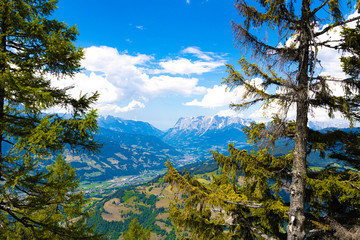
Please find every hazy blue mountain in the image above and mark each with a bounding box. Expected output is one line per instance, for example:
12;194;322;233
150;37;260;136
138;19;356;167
162;115;253;158
308;121;350;130
65;127;182;181
59;115;180;181
98;115;164;137
41;114;355;181
164;115;251;137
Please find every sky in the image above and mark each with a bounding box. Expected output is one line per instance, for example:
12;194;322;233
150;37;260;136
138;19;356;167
51;0;356;130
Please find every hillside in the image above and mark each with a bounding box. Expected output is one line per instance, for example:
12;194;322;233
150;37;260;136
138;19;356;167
98;116;164;138
86;161;219;240
64;127;182;182
85;147;350;239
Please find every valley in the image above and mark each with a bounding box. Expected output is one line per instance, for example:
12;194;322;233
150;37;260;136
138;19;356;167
66;114;349;239
79;169;166;198
65;115;253;183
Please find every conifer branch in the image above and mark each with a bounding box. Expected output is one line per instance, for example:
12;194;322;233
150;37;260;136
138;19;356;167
310;0;330;17
249;225;278;240
315;15;360;37
350;183;360;191
222;217;279;240
325;216;360;240
224;200;264;208
241;217;279;240
232;22;298;62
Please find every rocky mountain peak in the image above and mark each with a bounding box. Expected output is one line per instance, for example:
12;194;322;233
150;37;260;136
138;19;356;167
167;115;252;137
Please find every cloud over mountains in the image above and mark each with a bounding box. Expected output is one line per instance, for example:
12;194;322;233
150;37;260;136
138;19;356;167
51;46;225;114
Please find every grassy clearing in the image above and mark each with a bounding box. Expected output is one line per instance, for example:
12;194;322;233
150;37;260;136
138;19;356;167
102;198;140;222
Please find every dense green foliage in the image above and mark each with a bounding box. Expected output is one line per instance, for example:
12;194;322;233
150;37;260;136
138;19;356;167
86;160;236;239
87;187;170;240
165;0;360;239
0;0;101;239
123;218;151;240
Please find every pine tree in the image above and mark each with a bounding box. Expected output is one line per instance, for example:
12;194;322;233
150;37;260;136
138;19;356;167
123;218;151;240
0;0;101;239
165;0;360;239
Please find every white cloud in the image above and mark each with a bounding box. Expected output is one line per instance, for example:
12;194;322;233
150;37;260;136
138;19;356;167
217;109;244;118
82;46;151;75
155;58;224;75
185;85;244;107
248;99;349;126
104;100;145;113
185;78;263;108
182;46;214;61
116;100;145;113
142;75;206;96
136;26;144;30
149;47;225;75
51;45;218;115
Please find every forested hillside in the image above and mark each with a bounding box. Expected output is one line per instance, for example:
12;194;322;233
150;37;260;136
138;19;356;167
86;161;219;239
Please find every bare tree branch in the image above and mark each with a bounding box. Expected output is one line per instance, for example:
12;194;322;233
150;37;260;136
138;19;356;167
224;200;264;208
315;16;360;37
310;0;330;17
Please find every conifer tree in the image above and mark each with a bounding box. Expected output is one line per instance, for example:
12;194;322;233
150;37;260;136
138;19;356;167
166;0;360;239
123;218;151;240
0;0;101;239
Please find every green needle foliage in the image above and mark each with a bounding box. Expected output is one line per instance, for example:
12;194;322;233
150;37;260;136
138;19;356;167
166;0;360;239
0;0;101;239
123;218;151;240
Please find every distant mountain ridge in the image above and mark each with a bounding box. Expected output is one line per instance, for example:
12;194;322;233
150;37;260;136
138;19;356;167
64;127;182;181
65;114;351;181
308;121;350;130
165;115;252;138
62;116;180;181
98;115;164;137
162;115;252;158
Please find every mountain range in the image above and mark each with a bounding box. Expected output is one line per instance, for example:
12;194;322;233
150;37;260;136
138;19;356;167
64;114;349;181
162;115;252;158
63;115;253;181
83;116;352;239
98;115;163;137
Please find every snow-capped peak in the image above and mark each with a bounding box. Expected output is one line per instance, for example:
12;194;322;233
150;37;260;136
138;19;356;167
169;115;252;136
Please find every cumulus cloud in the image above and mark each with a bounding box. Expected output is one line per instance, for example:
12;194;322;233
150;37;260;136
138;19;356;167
142;75;206;96
51;46;218;115
185;85;244;107
82;46;151;75
185;78;263;108
155;58;224;75
149;47;225;75
114;100;145;113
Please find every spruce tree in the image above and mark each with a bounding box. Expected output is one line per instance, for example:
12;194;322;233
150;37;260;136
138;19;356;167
123;218;151;240
0;0;101;239
165;0;360;239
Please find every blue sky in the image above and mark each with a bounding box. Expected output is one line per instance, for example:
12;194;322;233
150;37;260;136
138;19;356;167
52;0;356;130
52;0;247;130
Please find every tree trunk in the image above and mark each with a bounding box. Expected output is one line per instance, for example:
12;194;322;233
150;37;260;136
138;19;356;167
287;0;310;239
0;2;7;182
